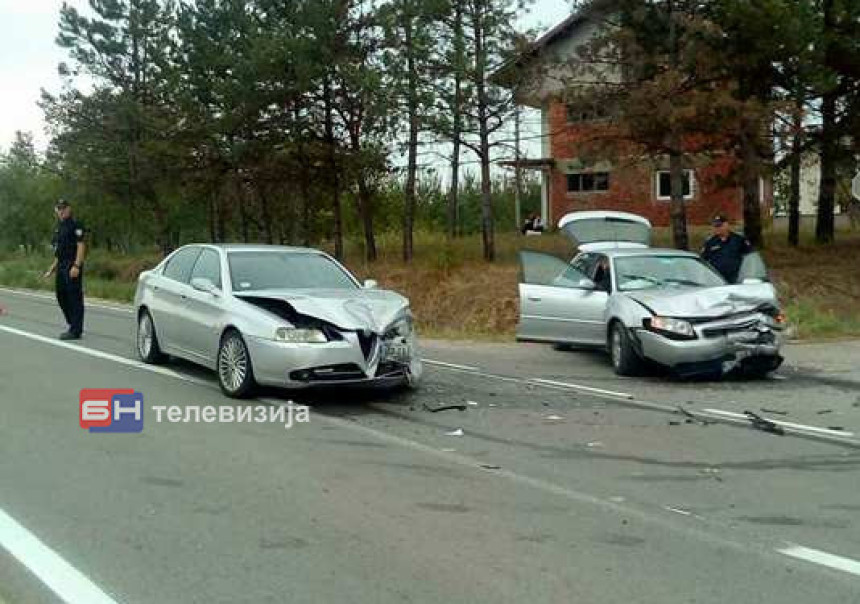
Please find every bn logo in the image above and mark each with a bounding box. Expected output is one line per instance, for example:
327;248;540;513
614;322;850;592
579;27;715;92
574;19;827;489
79;389;144;433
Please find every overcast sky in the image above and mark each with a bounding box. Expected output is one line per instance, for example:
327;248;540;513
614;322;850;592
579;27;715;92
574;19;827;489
0;0;573;154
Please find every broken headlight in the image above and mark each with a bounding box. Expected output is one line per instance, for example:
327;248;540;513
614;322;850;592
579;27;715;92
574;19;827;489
385;316;414;340
645;316;696;340
274;327;327;343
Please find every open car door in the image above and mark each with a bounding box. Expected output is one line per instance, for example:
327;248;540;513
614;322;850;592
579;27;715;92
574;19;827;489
558;211;652;252
517;251;610;345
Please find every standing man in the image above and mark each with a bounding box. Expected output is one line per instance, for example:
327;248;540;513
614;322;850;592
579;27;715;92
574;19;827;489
43;199;87;340
700;214;753;284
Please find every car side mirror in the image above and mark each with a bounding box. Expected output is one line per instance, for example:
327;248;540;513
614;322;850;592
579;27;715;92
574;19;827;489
578;278;597;290
363;279;378;289
191;277;218;295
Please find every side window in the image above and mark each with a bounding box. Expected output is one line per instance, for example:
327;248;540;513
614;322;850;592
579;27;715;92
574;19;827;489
163;247;202;284
736;252;770;284
592;255;612;292
190;249;222;289
520;251;590;289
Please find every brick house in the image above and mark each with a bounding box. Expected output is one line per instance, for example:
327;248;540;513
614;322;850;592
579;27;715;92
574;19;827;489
496;10;772;228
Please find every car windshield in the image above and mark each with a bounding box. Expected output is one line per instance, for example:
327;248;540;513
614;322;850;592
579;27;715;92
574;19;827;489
228;251;358;291
615;255;725;291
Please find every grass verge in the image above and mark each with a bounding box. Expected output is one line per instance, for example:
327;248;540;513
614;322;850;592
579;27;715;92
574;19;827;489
1;226;858;341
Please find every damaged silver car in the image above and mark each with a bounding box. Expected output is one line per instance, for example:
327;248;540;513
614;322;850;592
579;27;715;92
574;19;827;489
517;211;786;378
134;244;422;397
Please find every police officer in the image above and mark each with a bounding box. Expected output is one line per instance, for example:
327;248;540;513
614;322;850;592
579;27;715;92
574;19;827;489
43;199;87;340
700;214;752;284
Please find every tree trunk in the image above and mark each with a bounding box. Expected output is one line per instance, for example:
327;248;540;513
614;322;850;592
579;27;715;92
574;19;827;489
358;178;378;262
447;1;464;239
472;0;494;262
324;79;344;259
402;14;419;262
816;0;837;245
668;148;689;250
788;109;802;247
740;128;764;248
258;187;274;244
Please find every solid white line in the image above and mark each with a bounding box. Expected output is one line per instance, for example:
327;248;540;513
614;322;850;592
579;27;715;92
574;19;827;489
0;324;210;388
0;508;119;604
529;377;634;400
702;408;855;437
422;358;480;372
778;544;860;577
0;287;134;314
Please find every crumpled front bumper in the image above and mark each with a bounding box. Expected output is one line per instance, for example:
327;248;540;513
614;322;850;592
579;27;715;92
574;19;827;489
635;313;784;376
246;333;423;389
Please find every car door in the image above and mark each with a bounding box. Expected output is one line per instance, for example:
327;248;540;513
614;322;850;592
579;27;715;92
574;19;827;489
182;248;226;364
517;250;610;345
153;246;202;355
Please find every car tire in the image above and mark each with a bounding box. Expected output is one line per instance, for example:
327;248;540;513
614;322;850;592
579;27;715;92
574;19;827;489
609;321;641;377
217;329;257;398
137;310;166;364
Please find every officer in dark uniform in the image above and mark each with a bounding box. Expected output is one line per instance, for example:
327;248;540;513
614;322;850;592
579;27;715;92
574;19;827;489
43;199;87;340
700;214;752;284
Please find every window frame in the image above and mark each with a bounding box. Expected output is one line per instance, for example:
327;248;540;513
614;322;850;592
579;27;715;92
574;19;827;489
567;171;611;194
655;170;696;201
162;246;202;285
189;247;223;290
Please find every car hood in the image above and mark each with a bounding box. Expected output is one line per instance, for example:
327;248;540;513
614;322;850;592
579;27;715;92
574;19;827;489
235;288;410;333
623;283;778;318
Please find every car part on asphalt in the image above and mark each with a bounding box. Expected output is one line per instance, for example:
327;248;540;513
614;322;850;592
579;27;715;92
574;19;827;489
743;411;786;436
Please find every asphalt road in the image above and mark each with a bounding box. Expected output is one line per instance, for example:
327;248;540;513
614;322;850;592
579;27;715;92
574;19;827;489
1;287;860;604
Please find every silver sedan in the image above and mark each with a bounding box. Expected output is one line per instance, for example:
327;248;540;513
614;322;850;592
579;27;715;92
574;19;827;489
134;244;422;397
517;211;786;378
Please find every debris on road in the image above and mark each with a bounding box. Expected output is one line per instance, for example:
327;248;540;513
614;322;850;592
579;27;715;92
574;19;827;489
545;414;564;421
586;441;604;448
701;468;723;482
479;464;501;470
816;409;834;415
424;403;467;413
445;428;464;437
441;448;457;452
466;400;479;407
676;406;712;426
743;411;785;436
761;408;788;416
668;421;681;426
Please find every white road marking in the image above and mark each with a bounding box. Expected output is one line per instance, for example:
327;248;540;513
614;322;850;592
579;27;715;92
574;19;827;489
703;408;855;437
422;358;479;372
0;508;119;604
0;324;210;388
529;377;634;400
0;287;134;314
778;544;860;577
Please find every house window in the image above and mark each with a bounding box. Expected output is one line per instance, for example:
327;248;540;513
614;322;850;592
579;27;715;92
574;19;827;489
656;170;695;200
566;104;609;124
567;172;611;193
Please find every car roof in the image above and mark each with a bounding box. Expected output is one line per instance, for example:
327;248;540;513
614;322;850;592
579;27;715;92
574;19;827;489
594;247;702;259
189;244;324;254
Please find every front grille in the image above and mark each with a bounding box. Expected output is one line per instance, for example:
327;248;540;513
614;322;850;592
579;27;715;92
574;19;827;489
290;364;365;383
702;318;762;338
357;330;377;360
